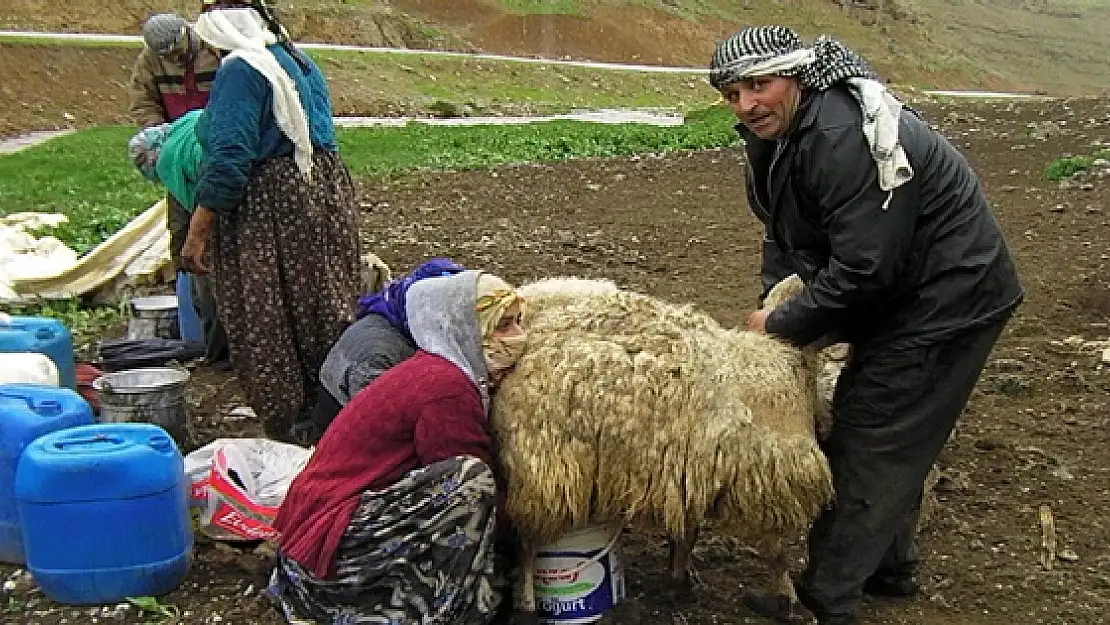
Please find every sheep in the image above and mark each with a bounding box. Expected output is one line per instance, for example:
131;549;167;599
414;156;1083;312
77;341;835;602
492;275;833;621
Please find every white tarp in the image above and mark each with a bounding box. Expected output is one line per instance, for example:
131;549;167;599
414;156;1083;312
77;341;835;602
0;201;170;303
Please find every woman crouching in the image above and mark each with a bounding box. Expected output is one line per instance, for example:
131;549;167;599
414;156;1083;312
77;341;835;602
269;270;527;624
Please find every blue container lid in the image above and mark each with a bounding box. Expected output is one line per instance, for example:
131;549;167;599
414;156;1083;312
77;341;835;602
15;423;183;504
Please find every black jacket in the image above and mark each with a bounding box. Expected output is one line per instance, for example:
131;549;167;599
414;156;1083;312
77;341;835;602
742;85;1023;348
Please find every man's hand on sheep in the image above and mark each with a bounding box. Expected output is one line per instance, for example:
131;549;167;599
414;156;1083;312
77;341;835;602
746;309;770;333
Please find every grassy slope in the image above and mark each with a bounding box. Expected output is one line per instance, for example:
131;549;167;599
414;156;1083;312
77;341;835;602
311;49;715;115
0;0;1106;94
899;0;1110;94
0;38;718;134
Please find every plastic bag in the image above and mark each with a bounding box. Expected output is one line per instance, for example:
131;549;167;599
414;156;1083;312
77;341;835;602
183;438;312;542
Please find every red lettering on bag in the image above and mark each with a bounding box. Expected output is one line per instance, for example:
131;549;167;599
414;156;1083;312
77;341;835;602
190;478;210;502
212;502;279;540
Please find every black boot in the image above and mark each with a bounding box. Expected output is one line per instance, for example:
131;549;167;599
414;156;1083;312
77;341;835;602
864;573;919;598
795;584;860;625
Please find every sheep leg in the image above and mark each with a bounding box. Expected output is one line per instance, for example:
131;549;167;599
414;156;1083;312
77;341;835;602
666;521;701;596
512;543;540;624
768;544;802;621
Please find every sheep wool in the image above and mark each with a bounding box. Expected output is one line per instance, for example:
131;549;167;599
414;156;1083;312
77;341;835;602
493;278;833;546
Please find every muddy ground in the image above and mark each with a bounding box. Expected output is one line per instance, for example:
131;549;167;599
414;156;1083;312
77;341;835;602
3;96;1110;624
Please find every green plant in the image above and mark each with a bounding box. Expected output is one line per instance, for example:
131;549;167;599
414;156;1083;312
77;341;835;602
1044;149;1110;181
427;99;470;118
1044;155;1093;181
2;597;24;614
984;373;1030;395
337;104;738;177
1;107;738;253
501;0;581;15
127;596;180;622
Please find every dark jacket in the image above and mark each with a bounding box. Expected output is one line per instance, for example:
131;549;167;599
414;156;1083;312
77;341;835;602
742;85;1023;348
317;312;417;407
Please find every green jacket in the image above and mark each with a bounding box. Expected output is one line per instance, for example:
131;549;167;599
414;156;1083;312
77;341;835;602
157;110;204;212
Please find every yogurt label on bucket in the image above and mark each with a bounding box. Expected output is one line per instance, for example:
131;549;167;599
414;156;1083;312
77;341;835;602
535;553;618;621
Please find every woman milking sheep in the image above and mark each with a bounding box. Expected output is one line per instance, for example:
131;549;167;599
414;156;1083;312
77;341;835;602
270;270;528;624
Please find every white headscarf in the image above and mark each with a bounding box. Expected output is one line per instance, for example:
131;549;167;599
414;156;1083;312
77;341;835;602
195;7;314;178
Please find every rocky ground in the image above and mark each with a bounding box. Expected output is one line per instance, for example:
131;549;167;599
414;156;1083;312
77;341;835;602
2;95;1110;624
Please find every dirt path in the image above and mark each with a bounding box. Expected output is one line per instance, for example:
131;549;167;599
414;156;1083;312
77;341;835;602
0;129;75;155
2;97;1109;624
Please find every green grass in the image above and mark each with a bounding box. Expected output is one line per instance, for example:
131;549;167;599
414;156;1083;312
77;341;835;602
1044;149;1110;181
627;0;734;20
0;33;142;47
0;126;163;254
338;105;738;176
501;0;582;14
303;50;712;114
0;106;737;250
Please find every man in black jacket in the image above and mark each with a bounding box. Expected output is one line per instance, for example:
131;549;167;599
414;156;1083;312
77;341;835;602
710;26;1023;625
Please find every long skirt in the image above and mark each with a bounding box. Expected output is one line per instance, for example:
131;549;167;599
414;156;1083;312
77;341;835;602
266;457;504;625
213;151;362;441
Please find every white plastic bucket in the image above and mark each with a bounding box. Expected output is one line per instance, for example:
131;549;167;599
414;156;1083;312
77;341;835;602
535;525;625;624
0;353;60;386
126;296;180;340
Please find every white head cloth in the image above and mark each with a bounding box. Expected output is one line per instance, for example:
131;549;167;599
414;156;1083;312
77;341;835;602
195;7;314;178
714;47;816;84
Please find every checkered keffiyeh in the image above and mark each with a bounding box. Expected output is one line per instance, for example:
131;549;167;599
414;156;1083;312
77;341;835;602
709;25;879;91
710;26;913;193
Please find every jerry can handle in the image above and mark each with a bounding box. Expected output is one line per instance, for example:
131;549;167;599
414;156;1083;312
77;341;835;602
54;434;124;450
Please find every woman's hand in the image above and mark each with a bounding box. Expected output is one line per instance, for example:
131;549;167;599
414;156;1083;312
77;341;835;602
182;206;217;275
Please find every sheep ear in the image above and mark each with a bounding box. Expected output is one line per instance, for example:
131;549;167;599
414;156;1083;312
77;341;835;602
761;274;805;311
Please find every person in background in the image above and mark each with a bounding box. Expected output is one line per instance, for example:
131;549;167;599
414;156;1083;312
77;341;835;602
181;0;363;442
270;271;527;624
709;25;1023;625
129;12;228;367
291;257;467;446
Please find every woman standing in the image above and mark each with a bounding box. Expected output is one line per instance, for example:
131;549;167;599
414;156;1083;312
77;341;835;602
270;270;527;624
182;0;362;441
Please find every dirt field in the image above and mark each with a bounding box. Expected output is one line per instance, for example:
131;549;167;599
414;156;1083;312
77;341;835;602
2;95;1108;624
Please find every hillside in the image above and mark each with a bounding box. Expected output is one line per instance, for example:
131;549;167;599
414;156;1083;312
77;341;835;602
1;0;1107;95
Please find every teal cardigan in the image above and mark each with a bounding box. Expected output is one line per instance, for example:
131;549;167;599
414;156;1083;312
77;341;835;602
194;44;338;215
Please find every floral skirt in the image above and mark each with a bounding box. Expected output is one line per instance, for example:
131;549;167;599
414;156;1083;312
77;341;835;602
267;457;504;625
213;151;362;441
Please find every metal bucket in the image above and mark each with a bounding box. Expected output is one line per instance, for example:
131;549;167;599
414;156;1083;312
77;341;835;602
91;368;191;446
126;296;180;341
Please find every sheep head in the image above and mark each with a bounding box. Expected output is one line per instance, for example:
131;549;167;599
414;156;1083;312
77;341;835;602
754;273;841;440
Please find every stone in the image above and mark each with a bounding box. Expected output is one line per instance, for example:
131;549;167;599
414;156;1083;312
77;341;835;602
974;438;1005;451
1058;548;1080;562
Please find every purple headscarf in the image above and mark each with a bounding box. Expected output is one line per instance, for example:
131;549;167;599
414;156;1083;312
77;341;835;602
355;258;466;340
